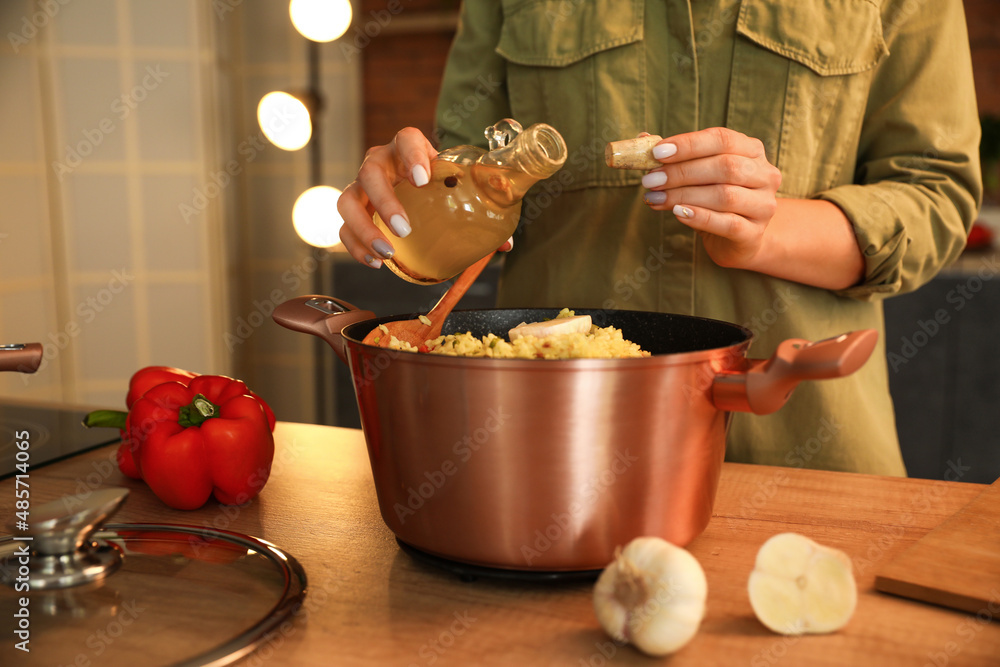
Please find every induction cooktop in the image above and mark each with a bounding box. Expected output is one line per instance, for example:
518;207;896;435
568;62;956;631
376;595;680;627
0;403;121;479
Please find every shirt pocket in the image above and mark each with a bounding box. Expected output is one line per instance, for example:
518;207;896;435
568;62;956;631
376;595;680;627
727;0;888;197
496;0;646;191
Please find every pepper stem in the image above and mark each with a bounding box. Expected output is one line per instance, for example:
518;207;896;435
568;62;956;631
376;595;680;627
178;394;219;427
82;409;128;430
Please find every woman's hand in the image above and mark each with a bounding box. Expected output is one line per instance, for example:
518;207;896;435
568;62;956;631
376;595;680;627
641;128;864;290
641;127;782;271
337;127;438;268
337;127;514;269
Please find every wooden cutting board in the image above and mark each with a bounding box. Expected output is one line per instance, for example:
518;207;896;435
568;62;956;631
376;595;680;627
875;477;1000;614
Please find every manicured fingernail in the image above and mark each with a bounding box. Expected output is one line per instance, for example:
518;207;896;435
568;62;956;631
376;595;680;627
372;238;394;259
411;164;429;187
500;235;514;252
641;171;667;188
389;214;411;237
364;254;383;269
673;204;694;218
644;191;667;205
652;143;678;160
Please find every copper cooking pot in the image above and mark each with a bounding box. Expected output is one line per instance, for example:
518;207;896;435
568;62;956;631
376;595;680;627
273;296;877;572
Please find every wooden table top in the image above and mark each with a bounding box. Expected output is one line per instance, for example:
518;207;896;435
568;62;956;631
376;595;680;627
3;421;999;666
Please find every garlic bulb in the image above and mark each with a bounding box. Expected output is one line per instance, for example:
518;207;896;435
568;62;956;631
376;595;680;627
748;532;857;635
593;537;707;656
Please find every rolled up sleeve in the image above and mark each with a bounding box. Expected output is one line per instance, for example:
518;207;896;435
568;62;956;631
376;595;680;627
818;0;982;300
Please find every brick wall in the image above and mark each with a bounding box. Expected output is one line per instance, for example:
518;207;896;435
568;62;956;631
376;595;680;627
965;0;1000;115
359;0;457;149
358;1;1000;151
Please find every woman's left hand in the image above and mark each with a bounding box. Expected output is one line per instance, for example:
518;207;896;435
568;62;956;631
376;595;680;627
641;127;782;270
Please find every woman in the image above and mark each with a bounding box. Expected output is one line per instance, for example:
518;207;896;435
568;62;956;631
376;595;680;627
337;1;982;476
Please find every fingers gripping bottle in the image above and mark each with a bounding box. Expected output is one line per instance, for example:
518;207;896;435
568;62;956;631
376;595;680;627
374;119;568;284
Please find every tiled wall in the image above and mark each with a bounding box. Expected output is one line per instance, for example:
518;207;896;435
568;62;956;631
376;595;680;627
220;0;363;425
0;0;224;407
0;0;362;424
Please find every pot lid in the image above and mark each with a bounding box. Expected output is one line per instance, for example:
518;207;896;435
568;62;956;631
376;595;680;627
0;488;307;666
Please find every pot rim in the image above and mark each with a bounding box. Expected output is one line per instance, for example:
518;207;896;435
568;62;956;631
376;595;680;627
341;307;756;368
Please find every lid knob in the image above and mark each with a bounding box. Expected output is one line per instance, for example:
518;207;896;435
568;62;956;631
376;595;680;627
4;487;128;590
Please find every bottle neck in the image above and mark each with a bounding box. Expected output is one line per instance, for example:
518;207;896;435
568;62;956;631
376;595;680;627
474;123;567;207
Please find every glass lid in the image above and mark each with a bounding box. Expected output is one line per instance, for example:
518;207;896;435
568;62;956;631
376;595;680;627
0;488;307;666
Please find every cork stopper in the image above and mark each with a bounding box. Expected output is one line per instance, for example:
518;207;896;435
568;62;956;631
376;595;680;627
604;135;663;171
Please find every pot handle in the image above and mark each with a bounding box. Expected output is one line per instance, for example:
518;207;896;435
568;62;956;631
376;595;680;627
712;329;878;415
0;343;43;373
272;296;376;364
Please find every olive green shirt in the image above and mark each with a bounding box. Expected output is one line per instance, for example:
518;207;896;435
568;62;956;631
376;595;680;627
435;0;982;476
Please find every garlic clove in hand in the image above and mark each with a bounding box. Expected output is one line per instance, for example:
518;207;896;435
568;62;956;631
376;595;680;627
593;536;707;656
748;532;857;635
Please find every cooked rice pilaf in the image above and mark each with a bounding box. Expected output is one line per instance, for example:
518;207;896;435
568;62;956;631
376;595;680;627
382;309;650;359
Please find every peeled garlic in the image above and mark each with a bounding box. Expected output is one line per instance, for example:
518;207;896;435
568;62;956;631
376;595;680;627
593;537;707;656
748;532;857;635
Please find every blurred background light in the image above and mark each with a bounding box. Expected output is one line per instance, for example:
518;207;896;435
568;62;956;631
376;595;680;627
257;91;312;151
293;186;344;248
289;0;353;43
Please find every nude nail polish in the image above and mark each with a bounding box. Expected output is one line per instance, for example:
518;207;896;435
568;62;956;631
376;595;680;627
389;214;411;237
411;164;429;187
652;143;678;159
641;171;667;188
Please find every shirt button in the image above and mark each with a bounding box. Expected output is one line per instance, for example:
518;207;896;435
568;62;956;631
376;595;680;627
818;40;836;58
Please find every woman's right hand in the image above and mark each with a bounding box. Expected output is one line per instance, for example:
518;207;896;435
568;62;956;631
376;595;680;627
337;127;438;268
337;127;515;269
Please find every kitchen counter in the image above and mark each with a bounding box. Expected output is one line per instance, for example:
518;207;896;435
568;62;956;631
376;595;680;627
3;421;999;666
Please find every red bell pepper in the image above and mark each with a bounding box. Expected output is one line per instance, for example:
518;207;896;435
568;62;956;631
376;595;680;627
85;367;276;510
